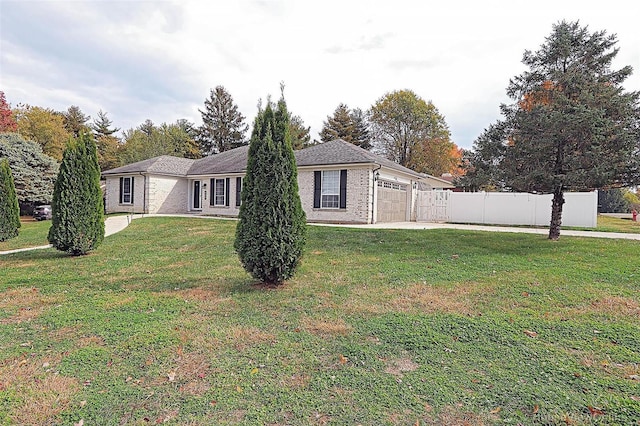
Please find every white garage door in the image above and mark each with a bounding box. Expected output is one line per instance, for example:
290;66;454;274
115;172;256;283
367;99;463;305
376;180;408;222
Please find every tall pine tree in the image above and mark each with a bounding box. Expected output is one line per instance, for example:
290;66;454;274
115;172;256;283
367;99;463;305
91;110;120;137
320;103;371;149
48;132;104;255
462;21;640;240
198;86;248;155
0;158;20;242
63;105;90;137
234;94;306;284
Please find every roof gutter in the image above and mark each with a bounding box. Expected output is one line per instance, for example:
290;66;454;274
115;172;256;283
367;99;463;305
139;172;147;215
371;164;382;224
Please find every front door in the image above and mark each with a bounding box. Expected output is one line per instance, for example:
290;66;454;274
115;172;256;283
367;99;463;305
193;180;201;210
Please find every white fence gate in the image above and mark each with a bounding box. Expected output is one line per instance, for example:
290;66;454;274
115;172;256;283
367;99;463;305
417;190;598;228
416;190;451;222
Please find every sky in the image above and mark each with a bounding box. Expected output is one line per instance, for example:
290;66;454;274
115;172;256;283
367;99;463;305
1;0;638;150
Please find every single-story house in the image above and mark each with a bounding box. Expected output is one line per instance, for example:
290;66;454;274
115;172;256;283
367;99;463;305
102;139;454;224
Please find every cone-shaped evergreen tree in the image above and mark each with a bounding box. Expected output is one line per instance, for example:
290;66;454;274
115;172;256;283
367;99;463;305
234;95;306;284
48;132;104;255
0;158;21;241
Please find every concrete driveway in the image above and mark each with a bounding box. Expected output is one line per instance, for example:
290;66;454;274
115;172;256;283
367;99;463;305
315;221;640;240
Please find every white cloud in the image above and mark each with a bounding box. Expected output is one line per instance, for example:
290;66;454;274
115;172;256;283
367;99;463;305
1;0;638;149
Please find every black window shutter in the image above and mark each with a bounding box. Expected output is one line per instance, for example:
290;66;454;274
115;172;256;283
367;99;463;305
210;178;214;206
339;169;347;209
119;177;123;203
313;171;321;208
130;177;134;203
225;178;230;207
235;177;242;207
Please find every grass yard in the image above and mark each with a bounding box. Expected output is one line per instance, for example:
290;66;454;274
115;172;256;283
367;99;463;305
593;215;640;234
0;219;51;252
0;217;638;425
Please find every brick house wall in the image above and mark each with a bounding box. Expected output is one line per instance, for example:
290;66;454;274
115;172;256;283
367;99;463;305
298;166;373;224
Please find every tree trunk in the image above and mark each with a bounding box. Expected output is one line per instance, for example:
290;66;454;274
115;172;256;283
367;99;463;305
548;187;565;240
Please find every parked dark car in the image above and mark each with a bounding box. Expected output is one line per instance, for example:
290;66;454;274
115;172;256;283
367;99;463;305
33;205;52;221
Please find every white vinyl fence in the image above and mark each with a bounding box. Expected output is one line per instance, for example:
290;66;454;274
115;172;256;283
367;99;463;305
417;190;598;228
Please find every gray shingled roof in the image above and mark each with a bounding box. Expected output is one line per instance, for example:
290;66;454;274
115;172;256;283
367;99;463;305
102;155;196;176
294;139;423;178
103;140;426;179
188;145;249;175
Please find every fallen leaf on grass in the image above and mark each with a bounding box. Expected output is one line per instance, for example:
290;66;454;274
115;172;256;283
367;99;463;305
490;407;501;414
532;405;539;414
167;371;176;382
524;330;538;338
236;385;243;393
627;374;640;381
587;406;604;416
339;354;348;365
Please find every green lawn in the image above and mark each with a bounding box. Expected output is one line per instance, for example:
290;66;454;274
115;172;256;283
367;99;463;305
1;217;638;425
593;215;640;234
0;219;51;251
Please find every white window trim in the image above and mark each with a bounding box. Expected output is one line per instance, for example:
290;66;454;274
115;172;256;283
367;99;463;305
213;178;226;207
121;176;133;205
321;170;340;209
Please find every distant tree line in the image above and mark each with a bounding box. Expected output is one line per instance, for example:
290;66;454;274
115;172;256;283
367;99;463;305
1;83;467;213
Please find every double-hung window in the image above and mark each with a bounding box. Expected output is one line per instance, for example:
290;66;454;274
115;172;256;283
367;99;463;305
321;170;340;208
210;178;230;207
119;176;134;204
314;170;347;209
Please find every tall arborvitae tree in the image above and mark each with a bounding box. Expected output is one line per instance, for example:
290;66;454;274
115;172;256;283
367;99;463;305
235;94;306;284
462;21;640;240
0;91;18;132
0;158;21;241
198;86;248;155
48;132;104;255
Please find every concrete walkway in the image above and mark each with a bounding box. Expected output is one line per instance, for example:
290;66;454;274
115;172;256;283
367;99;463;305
0;215;136;256
2;215;639;256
